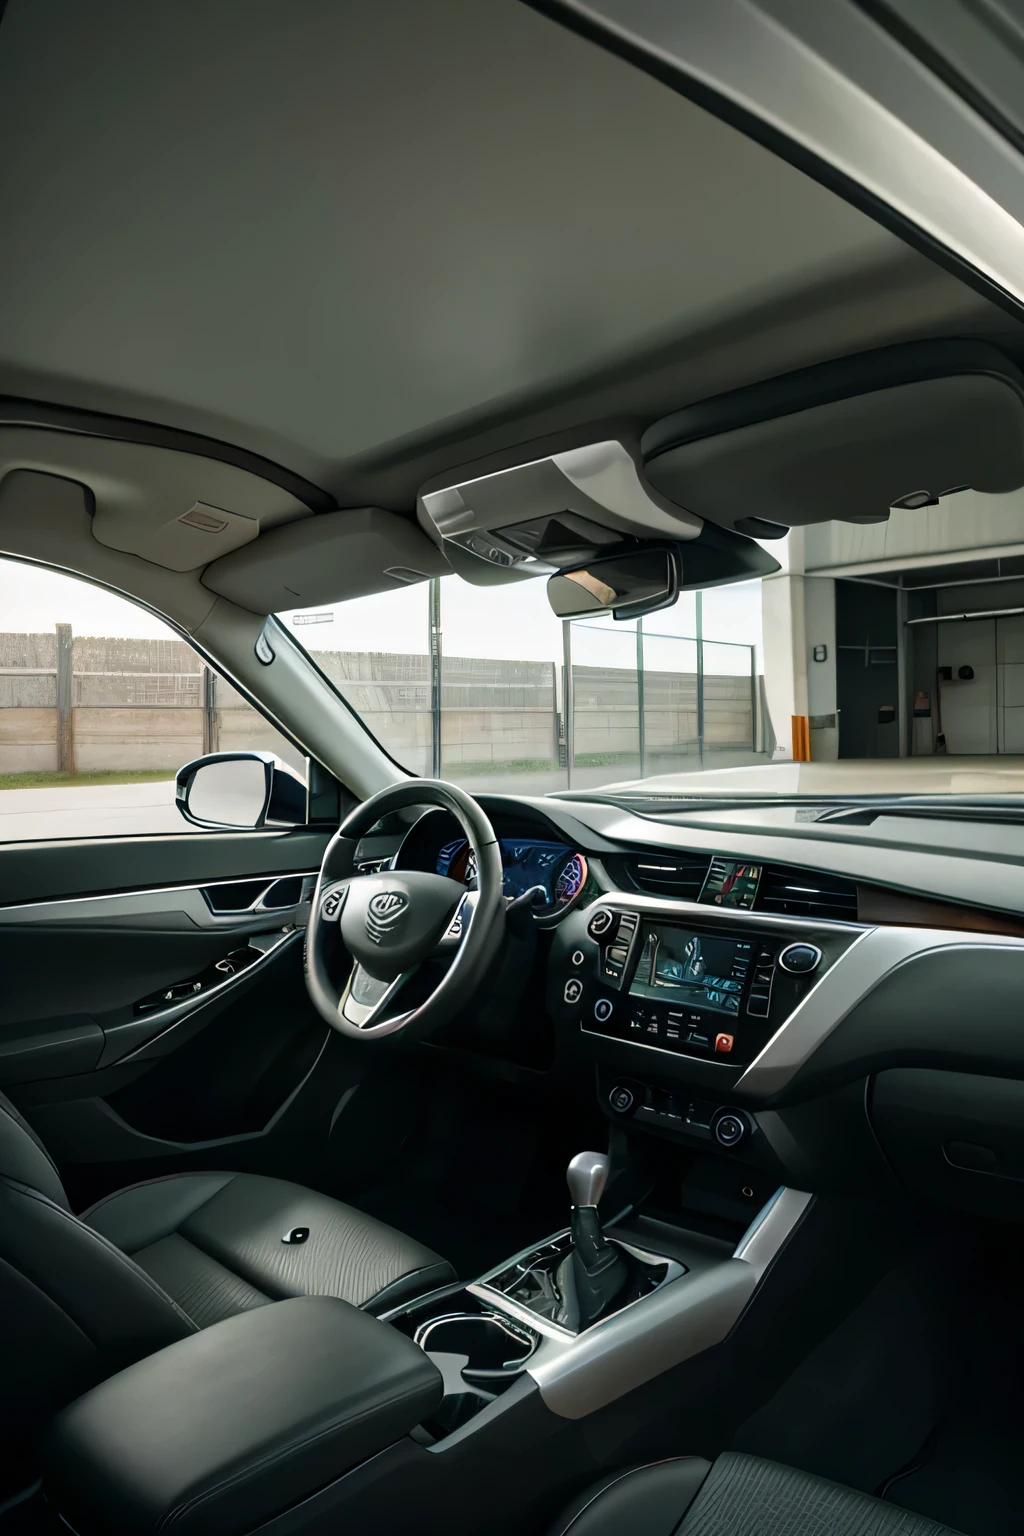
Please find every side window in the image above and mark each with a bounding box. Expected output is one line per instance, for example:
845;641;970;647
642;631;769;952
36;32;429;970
0;557;301;841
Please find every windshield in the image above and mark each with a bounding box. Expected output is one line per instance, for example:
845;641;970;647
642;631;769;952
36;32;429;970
278;507;1024;800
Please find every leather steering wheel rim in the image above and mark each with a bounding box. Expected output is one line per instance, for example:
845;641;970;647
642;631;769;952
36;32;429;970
305;779;504;1041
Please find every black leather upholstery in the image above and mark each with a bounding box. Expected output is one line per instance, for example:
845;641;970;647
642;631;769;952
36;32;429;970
0;1089;452;1496
549;1453;965;1536
84;1169;454;1323
43;1295;444;1536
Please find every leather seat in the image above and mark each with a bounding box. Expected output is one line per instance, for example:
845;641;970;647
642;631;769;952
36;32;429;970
548;1453;962;1536
0;1090;452;1493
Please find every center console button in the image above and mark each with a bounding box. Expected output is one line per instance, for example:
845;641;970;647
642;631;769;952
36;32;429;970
571;949;585;968
608;1084;634;1113
587;909;615;939
713;1110;749;1148
778;942;823;974
593;997;614;1023
563;978;583;1005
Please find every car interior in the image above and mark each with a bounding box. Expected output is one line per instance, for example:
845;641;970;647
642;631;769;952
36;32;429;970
4;3;1024;1534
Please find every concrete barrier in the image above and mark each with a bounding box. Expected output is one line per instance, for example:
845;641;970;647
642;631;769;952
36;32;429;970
0;631;757;779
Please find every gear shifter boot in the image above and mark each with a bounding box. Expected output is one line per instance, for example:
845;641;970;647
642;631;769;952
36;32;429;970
563;1151;631;1330
570;1204;629;1327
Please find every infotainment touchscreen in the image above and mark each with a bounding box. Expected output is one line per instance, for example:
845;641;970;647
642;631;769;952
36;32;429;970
628;926;752;1018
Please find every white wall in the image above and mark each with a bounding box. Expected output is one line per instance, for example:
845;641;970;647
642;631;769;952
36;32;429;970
804;488;1024;575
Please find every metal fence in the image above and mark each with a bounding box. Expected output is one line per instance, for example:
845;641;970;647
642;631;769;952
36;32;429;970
0;622;764;790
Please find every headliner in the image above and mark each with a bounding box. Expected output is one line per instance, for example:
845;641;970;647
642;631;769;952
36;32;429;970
0;0;1019;510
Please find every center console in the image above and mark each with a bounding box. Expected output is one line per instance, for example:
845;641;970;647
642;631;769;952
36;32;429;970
42;1161;813;1536
548;892;859;1106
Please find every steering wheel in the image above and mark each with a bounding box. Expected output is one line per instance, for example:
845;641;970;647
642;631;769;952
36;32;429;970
305;780;505;1040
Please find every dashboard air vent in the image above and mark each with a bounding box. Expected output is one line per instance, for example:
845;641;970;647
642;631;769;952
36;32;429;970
756;865;858;922
620;853;710;899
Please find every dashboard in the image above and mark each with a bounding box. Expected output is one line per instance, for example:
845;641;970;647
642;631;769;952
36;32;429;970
364;788;1024;1229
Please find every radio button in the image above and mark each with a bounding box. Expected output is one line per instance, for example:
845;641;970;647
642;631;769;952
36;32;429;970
587;909;615;939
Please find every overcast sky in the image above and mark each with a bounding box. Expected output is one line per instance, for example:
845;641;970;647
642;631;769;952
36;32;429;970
0;557;763;673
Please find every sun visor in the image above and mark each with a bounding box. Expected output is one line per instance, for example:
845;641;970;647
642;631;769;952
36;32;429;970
641;342;1024;530
201;508;449;614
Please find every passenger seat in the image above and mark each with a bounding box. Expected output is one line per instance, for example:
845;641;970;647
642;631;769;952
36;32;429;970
548;1451;961;1535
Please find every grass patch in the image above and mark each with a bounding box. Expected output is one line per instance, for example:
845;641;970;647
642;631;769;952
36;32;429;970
573;751;638;768
443;757;560;777
0;770;177;791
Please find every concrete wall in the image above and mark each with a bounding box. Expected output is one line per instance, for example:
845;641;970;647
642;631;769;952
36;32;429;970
0;633;756;779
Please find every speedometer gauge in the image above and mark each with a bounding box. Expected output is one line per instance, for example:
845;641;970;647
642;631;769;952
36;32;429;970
554;852;587;907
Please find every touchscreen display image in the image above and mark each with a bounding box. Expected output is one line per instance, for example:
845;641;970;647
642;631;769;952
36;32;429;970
700;857;762;910
629;926;751;1017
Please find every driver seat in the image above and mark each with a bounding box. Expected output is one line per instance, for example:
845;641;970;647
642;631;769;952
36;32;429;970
0;1090;453;1492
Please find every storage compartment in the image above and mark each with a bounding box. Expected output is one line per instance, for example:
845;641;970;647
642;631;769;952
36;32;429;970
871;1069;1024;1223
413;1312;537;1384
385;1286;540;1438
42;1297;443;1536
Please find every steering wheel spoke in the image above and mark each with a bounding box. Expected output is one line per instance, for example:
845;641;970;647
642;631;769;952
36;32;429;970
433;889;477;954
339;962;418;1029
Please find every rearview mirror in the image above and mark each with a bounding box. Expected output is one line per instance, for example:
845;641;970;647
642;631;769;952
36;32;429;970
546;548;679;621
175;752;307;829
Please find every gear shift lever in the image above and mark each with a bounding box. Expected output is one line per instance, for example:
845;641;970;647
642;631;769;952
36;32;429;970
566;1151;628;1329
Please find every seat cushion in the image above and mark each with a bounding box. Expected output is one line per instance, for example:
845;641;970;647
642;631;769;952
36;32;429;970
550;1453;965;1536
83;1171;454;1329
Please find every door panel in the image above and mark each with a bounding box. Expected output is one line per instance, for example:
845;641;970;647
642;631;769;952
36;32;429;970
0;826;332;904
0;824;338;1196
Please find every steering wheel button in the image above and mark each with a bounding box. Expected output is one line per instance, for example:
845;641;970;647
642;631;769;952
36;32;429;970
564;978;583;1005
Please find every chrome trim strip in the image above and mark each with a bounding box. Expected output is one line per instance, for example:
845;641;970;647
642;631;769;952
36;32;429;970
733;1186;812;1275
467;1226;686;1344
0;873;317;929
735;926;1024;1097
572;895;1024;1096
519;1187;811;1419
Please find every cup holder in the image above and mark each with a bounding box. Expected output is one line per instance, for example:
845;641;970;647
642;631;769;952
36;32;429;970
413;1311;537;1387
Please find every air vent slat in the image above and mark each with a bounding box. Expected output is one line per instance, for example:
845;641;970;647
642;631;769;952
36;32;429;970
756;864;858;922
619;853;710;898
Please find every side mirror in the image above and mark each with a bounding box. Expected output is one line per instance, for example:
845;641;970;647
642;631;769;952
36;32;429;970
175;752;307;830
546;547;679;621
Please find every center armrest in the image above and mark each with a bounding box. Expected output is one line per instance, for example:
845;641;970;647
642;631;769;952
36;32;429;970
43;1296;443;1536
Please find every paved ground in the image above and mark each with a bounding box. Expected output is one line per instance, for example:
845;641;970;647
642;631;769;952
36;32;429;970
0;779;198;841
4;755;1024;842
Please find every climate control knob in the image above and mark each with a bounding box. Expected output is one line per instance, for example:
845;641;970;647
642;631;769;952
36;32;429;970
587;908;615;939
778;943;822;975
712;1109;752;1149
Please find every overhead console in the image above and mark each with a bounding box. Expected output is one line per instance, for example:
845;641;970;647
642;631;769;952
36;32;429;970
417;439;779;589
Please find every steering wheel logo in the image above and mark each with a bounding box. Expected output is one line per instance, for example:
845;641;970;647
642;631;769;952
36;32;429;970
366;890;409;944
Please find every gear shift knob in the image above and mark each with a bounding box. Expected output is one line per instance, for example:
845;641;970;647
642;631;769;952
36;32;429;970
567;1151;610;1209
